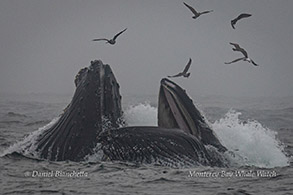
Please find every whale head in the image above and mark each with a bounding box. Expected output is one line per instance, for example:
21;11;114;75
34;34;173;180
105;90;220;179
36;60;123;161
158;78;226;152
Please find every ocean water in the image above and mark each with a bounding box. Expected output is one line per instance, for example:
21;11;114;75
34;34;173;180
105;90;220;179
0;93;292;195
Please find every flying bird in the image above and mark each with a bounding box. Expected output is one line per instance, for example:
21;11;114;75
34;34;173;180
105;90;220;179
225;42;258;66
92;28;127;45
183;2;213;20
168;58;192;78
231;13;252;29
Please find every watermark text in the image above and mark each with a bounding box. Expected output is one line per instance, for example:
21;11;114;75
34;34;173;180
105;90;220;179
24;170;89;178
188;169;277;178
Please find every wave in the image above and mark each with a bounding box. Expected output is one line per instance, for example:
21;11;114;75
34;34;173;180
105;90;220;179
282;107;293;112
0;112;29;125
24;120;51;127
0;120;23;125
265;107;293;113
5;112;28;118
3;151;43;162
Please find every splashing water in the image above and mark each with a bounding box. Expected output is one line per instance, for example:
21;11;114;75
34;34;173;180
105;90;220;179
0;117;60;157
124;103;157;126
212;109;289;168
2;103;289;168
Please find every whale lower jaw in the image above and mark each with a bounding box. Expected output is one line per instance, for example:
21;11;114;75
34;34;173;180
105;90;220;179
98;126;227;167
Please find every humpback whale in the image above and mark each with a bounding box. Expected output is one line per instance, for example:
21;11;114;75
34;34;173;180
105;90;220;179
34;60;227;167
36;60;123;161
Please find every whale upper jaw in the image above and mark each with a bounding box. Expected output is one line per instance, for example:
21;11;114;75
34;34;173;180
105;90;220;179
158;78;227;152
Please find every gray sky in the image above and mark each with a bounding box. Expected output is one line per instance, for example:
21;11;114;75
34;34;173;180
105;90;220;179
0;0;293;97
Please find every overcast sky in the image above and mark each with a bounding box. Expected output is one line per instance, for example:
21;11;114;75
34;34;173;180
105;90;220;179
0;0;292;98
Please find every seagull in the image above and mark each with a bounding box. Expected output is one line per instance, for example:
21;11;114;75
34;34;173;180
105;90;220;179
92;28;127;45
183;2;213;20
231;13;252;29
168;58;192;78
225;42;258;66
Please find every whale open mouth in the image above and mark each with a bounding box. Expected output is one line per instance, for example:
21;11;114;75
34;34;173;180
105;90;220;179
158;78;226;152
158;78;203;137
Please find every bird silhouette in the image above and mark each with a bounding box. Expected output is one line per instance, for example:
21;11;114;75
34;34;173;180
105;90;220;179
183;2;213;20
225;42;258;66
231;13;252;29
168;58;192;78
92;28;127;45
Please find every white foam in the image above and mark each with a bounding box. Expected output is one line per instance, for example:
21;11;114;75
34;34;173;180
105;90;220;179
124;103;157;126
84;143;103;162
212;109;289;168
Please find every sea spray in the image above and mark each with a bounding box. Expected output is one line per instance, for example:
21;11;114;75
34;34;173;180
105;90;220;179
212;109;289;168
124;103;157;126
